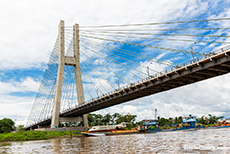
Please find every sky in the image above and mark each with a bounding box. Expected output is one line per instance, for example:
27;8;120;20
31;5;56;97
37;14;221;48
1;0;230;126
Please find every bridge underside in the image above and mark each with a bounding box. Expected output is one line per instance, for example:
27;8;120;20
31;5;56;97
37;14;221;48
26;50;230;130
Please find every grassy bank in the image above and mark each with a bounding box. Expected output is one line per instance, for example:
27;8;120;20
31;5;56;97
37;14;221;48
0;131;82;142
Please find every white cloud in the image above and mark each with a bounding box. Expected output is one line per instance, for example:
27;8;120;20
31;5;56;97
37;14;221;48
0;0;210;70
0;77;40;125
0;95;34;126
95;73;230;122
1;0;230;126
0;77;40;94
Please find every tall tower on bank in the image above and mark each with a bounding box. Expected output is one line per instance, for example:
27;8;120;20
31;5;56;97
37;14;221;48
51;20;88;128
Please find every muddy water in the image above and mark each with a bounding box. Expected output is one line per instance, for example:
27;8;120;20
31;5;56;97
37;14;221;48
1;128;230;153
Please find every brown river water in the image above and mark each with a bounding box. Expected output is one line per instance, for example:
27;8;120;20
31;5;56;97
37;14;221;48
0;128;230;154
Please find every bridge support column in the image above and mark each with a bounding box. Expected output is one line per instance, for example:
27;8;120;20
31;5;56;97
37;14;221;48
51;20;65;128
51;20;88;128
73;23;88;127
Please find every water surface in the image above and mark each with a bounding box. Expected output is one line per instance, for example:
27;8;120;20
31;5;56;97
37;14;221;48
1;128;230;153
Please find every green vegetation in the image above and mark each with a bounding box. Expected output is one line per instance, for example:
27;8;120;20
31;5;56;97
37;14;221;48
87;113;137;127
198;114;224;125
0;113;225;142
59;113;137;128
0;131;82;142
157;116;183;126
16;125;25;132
155;114;224;127
0;118;15;133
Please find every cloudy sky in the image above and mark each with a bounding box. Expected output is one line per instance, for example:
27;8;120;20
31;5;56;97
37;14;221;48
1;0;230;126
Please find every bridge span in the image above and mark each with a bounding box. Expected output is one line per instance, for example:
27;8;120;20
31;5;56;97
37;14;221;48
26;46;230;130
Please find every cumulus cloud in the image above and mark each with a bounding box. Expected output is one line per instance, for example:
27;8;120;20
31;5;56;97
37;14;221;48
0;77;40;125
0;77;40;94
1;0;230;125
96;73;230;121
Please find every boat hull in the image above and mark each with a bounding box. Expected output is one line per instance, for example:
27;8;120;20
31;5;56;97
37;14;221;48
81;132;105;137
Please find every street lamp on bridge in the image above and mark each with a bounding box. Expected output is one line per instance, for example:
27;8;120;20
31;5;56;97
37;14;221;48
118;79;120;89
146;62;153;76
191;42;196;61
96;86;101;97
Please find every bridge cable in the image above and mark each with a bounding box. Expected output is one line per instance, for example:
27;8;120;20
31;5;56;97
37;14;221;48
64;39;78;108
65;42;94;105
66;44;118;90
80;30;230;38
65;36;117;100
81;32;230;44
80;49;131;84
69;34;175;67
26;36;59;126
81;48;133;85
80;27;230;32
81;40;160;73
80;43;147;77
81;39;175;67
80;56;110;93
80;58;104;96
80;34;202;55
79;68;94;100
80;18;230;28
79;52;117;89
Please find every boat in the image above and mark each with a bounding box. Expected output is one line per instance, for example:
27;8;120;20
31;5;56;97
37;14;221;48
141;119;162;133
217;118;230;128
105;130;138;136
88;122;127;133
81;132;105;137
173;116;204;131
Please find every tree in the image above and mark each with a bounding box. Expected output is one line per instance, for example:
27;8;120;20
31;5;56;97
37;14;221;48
177;116;183;123
124;113;137;123
17;125;25;131
87;113;137;126
173;116;183;124
207;114;223;124
112;113;121;124
198;115;208;124
168;117;173;125
88;114;95;126
157;116;160;121
0;118;15;133
102;113;112;125
95;114;103;125
158;117;168;126
174;117;178;123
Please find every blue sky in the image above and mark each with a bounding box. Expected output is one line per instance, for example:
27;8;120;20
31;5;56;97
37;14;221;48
1;0;230;126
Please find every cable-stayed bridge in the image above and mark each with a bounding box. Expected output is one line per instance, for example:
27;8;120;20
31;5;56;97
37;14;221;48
26;18;230;130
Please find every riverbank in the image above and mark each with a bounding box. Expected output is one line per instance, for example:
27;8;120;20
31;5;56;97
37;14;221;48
0;131;82;142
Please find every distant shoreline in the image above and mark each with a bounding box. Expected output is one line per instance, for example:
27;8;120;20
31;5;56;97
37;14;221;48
0;131;83;143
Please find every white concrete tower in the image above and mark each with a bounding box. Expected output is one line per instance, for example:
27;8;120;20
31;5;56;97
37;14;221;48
51;20;88;128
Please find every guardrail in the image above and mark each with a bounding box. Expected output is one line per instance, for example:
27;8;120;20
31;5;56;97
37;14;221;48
27;45;230;128
83;45;230;105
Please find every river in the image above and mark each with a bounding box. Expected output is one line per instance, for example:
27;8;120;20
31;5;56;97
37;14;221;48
0;128;230;153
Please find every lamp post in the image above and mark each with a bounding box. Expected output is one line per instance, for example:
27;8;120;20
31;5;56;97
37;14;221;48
118;79;120;89
155;109;157;120
191;42;196;61
146;62;153;76
96;86;101;97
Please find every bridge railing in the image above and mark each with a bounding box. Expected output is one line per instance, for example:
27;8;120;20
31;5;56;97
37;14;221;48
81;45;230;106
28;45;230;128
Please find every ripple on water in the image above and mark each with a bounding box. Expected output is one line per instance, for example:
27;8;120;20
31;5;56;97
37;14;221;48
0;128;230;153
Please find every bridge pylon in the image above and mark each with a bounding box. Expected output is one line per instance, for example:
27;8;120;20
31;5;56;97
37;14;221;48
51;20;88;128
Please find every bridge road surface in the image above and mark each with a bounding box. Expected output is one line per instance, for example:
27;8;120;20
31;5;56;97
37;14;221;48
26;48;230;130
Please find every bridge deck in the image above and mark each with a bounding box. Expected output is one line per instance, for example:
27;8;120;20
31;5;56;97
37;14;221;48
26;48;230;130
